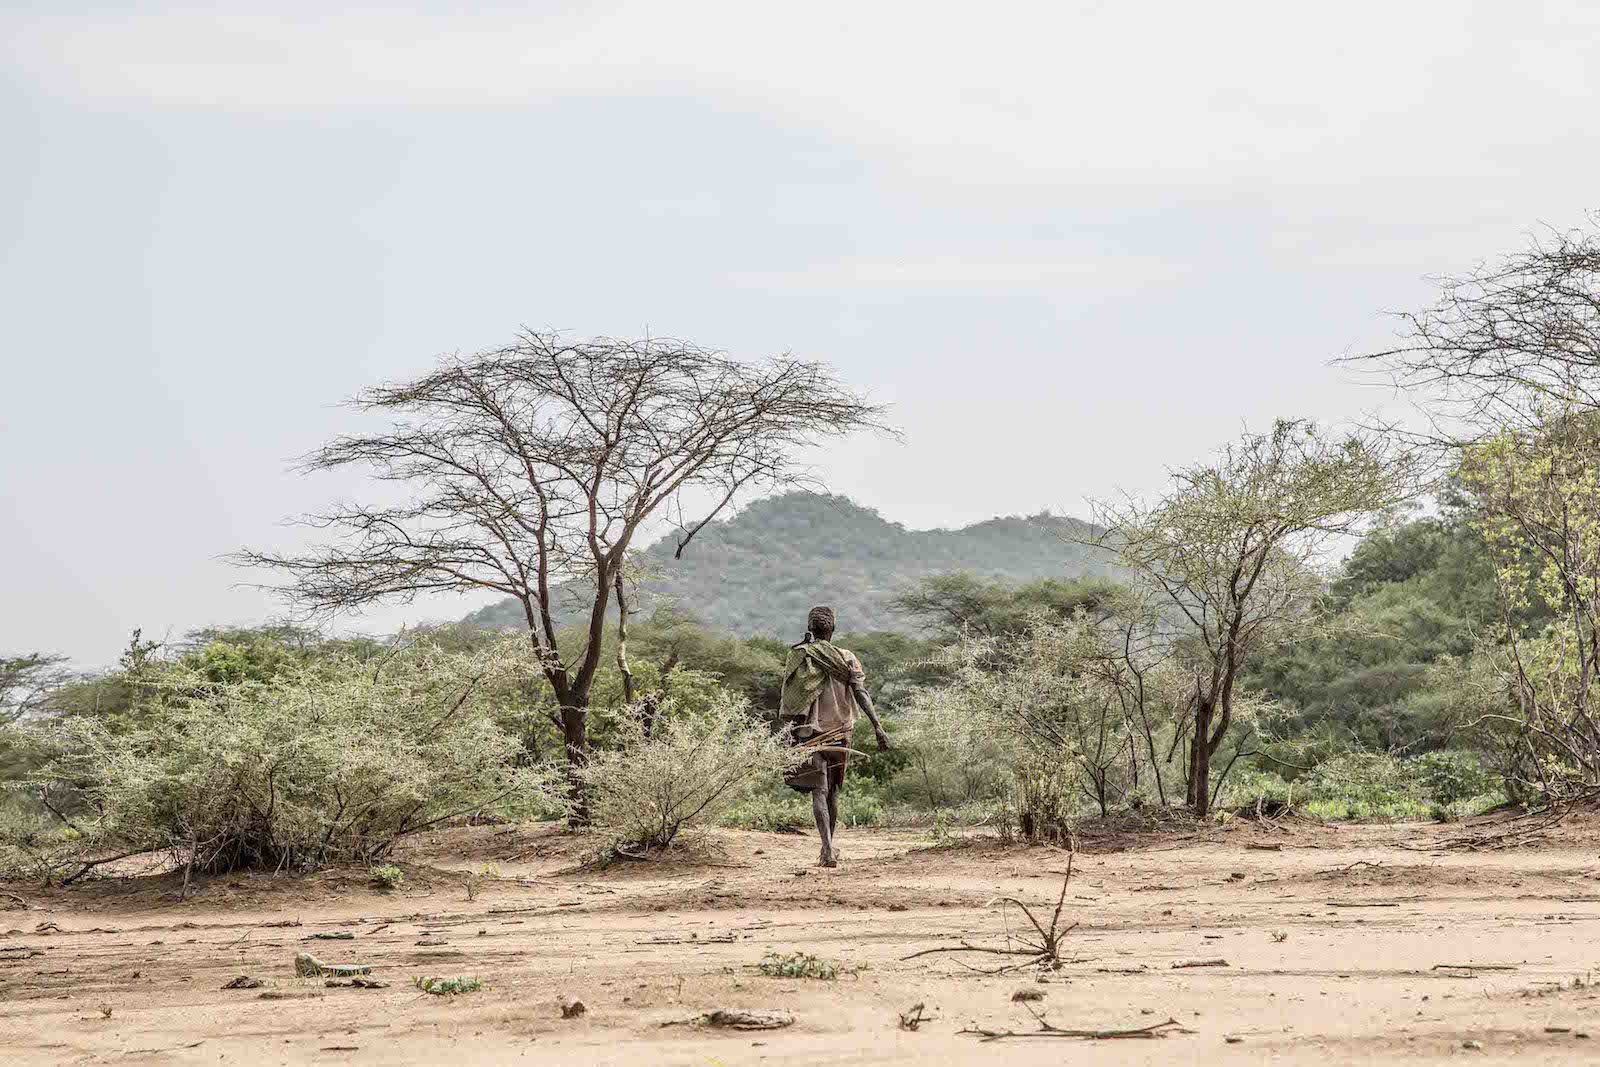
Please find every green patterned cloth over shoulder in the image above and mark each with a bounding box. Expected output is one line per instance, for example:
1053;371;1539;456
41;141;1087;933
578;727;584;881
780;640;857;722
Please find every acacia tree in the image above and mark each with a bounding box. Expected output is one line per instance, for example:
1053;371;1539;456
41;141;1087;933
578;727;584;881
1;654;70;726
1347;219;1600;804
1456;407;1600;801
1090;420;1418;815
1347;217;1600;442
237;333;887;815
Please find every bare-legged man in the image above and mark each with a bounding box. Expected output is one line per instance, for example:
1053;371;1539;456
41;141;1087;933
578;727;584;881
780;606;889;867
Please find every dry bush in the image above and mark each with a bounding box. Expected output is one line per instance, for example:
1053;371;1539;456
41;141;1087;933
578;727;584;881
21;637;559;876
579;694;801;853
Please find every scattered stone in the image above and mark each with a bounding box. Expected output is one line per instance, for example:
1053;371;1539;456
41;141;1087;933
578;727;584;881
888;903;908;912
259;991;324;1001
326;977;389;989
1011;989;1045;1003
1463;1040;1482;1050
416;938;449;947
307;932;355;941
1225;1036;1243;1044
560;996;587;1018
221;976;263;990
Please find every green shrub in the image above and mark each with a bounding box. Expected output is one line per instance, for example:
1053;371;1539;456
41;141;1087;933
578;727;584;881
838;791;883;827
368;864;404;890
1407;751;1496;805
19;638;559;874
753;952;849;979
1219;768;1295;813
580;695;802;852
413;975;483;995
722;790;812;833
0;805;81;885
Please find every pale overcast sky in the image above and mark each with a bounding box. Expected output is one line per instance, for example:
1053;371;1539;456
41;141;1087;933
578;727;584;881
4;2;1598;663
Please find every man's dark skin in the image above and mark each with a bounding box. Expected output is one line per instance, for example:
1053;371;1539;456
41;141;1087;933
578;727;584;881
806;614;889;867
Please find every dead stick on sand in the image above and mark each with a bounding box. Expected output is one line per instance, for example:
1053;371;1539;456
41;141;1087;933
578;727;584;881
1431;963;1518;971
961;1015;1192;1041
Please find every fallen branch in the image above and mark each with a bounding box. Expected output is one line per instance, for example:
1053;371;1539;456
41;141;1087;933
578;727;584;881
1431;963;1518;971
1172;958;1229;969
62;847;165;886
661;1009;794;1031
961;1015;1192;1041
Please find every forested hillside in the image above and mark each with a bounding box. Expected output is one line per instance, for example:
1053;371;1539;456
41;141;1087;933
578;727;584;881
463;492;1111;637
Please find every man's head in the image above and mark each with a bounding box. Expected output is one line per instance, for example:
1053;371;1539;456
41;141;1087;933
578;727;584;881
807;605;836;642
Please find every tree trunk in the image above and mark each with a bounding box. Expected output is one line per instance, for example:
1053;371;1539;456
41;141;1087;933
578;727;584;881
1191;700;1213;817
614;571;636;706
561;705;589;826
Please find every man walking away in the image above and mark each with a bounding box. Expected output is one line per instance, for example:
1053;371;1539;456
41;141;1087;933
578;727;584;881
779;606;889;867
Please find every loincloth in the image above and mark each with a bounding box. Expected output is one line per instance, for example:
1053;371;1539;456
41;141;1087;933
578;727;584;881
785;748;847;793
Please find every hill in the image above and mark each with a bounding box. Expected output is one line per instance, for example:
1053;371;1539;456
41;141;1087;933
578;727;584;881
462;492;1113;637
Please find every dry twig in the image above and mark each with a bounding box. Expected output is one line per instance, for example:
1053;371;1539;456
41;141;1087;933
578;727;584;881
901;855;1079;974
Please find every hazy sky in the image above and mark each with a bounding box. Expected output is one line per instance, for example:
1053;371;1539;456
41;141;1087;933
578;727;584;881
5;2;1599;664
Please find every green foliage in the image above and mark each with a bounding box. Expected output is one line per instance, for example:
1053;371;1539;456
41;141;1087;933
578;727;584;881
0;804;82;885
368;864;404;890
1;653;70;726
837;790;884;827
897;614;1195;830
19;636;560;874
1221;751;1504;821
1094;419;1420;815
890;572;1134;641
721;789;812;833
753;952;849;980
1247;513;1503;751
413;975;483;995
578;694;801;852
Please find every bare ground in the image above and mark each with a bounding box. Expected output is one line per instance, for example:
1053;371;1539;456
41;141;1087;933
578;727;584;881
5;813;1600;1064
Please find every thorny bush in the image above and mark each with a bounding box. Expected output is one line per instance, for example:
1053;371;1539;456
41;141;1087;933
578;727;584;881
579;693;803;853
13;636;560;877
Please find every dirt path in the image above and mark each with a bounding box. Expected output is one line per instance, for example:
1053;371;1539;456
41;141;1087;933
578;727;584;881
5;818;1600;1064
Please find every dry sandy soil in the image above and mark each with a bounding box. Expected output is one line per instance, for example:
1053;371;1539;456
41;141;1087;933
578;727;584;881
4;813;1600;1065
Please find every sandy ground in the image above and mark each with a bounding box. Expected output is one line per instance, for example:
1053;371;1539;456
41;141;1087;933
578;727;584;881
5;814;1600;1065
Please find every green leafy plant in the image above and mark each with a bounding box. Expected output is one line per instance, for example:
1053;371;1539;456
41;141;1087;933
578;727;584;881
18;636;561;875
579;694;804;853
463;863;499;901
753;951;853;980
369;864;404;890
413;975;484;995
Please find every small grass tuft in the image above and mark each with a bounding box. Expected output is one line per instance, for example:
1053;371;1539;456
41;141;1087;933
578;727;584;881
753;951;855;980
413;975;484;996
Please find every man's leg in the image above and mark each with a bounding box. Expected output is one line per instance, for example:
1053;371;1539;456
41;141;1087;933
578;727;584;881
827;780;840;836
812;788;835;867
